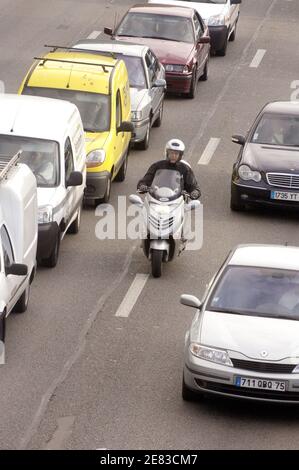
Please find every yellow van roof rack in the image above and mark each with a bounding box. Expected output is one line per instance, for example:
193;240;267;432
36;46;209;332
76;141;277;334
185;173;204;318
44;44;117;60
34;56;115;74
0;151;22;181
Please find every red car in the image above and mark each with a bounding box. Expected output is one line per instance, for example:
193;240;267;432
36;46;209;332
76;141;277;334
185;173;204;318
104;4;210;99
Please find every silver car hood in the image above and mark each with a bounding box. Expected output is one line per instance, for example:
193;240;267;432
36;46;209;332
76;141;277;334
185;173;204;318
200;311;299;361
130;88;148;112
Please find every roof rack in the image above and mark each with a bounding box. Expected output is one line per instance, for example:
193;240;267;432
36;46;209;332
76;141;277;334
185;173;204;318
44;44;117;60
0;151;22;182
34;56;115;74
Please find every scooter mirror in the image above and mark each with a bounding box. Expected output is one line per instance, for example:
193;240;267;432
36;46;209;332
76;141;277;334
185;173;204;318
129;194;143;206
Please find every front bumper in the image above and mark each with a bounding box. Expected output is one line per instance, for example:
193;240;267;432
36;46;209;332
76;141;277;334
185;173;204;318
37;222;59;260
165;72;192;94
131;117;150;143
208;25;228;52
84;171;110;200
184;353;299;403
232;180;299;209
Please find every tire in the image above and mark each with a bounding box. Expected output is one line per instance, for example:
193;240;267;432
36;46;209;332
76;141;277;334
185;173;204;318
199;59;208;81
68;204;82;234
95;175;111;206
151;249;163;278
186;69;197;99
217;35;228;56
0;311;6;342
114;152;128;182
229;21;237;42
153;103;163;128
137;122;150;150
42;230;61;268
230;196;245;212
13;285;30;314
182;376;201;402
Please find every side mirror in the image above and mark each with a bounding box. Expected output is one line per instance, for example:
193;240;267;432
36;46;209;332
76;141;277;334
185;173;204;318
185;200;201;212
104;27;113;36
198;36;210;45
232;134;246;146
6;263;28;276
152;78;167;89
66;171;83;187
129;194;143;207
117;121;134;134
180;294;202;310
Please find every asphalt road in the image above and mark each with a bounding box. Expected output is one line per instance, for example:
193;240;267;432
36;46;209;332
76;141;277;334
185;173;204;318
0;0;299;450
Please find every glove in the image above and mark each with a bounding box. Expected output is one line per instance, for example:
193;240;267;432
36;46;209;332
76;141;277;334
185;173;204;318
138;184;148;193
190;190;200;200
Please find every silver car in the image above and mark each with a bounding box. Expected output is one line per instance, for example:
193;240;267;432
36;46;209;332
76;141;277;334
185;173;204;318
74;40;166;150
181;244;299;404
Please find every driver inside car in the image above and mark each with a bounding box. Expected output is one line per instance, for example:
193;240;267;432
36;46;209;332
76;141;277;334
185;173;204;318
27;151;54;185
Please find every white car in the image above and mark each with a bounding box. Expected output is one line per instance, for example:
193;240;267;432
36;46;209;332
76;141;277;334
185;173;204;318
0;94;86;268
0;152;38;363
181;244;299;403
74;40;166;150
148;0;241;56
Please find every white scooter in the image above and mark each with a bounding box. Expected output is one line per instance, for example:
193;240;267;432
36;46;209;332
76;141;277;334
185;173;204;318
129;169;200;278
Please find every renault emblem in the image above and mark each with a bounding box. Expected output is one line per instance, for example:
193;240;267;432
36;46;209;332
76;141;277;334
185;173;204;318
261;350;268;358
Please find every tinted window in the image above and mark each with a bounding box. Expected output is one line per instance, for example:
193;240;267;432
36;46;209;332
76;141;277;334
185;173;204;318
208;266;299;319
1;225;14;269
0;134;59;187
117;13;194;43
251;113;299;147
64;137;74;183
23;87;110;133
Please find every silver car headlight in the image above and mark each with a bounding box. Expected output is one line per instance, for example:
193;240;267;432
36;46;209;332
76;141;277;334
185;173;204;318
131;111;142;121
190;343;233;366
165;64;186;73
86;149;106;168
208;14;225;26
238;165;262;182
38;205;53;224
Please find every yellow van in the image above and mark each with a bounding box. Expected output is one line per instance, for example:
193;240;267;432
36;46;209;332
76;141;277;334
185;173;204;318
19;47;134;204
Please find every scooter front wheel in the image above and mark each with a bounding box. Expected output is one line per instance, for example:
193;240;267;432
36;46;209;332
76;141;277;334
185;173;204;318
151;249;163;278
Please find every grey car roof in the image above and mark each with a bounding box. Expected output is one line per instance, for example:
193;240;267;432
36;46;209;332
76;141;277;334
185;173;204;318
74;40;149;58
263;101;299;115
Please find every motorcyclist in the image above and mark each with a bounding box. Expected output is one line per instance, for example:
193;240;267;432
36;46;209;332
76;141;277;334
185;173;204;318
137;139;201;199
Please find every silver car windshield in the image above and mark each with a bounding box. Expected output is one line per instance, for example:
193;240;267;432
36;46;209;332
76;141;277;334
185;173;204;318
117;13;194;44
208;266;299;319
251;113;299;147
0;134;59;187
150;169;182;201
23;87;110;133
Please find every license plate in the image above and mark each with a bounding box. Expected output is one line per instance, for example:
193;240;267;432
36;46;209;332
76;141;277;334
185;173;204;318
271;191;299;201
235;376;286;391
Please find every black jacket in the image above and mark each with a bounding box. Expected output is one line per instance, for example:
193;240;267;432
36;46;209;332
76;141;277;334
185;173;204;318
137;160;201;197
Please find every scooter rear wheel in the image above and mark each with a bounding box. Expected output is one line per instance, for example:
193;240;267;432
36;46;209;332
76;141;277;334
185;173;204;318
151;249;163;278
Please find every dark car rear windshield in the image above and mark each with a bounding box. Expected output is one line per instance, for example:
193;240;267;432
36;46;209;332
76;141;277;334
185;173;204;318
251;113;299;147
117;13;194;44
23;87;110;133
208;265;299;320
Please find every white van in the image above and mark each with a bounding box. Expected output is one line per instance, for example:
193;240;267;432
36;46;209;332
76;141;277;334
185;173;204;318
0;94;86;267
0;152;38;364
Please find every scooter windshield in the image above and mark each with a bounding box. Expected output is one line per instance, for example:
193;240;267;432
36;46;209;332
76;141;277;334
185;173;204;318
150;169;182;202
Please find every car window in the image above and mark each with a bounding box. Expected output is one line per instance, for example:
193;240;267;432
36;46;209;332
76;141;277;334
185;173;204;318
116;90;122;128
145;52;155;85
64;137;74;183
193;14;203;39
114;55;146;89
208;265;299;319
251;113;299;147
1;225;14;269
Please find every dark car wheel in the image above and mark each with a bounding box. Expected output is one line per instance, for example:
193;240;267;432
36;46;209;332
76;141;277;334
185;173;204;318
199;59;209;81
136;122;151;150
115;152;128;182
95;175;112;206
42;230;61;268
230;195;246;212
153;103;163;128
13;285;30;314
186;69;197;99
182;375;203;401
68;204;82;234
229;21;238;42
217;35;228;56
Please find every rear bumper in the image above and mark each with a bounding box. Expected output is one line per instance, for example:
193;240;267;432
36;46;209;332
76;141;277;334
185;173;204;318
84;171;110;200
208;25;228;51
37;222;59;259
165;72;192;94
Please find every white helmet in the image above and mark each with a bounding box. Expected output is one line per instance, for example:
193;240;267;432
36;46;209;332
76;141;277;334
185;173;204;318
165;139;185;162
